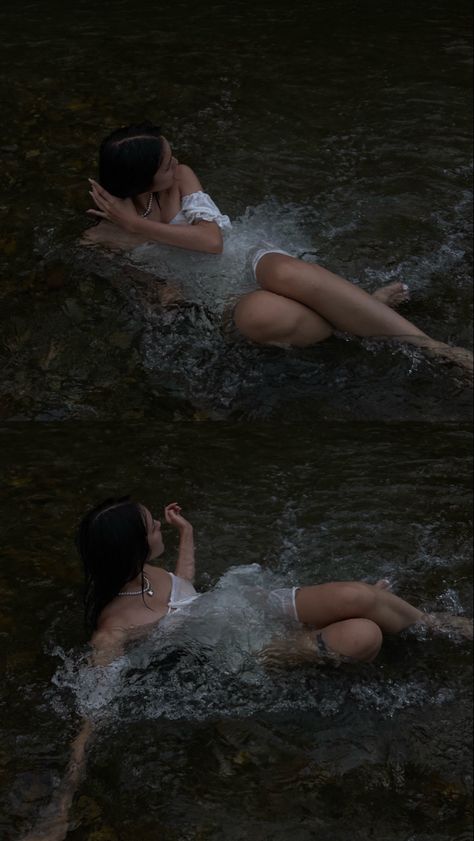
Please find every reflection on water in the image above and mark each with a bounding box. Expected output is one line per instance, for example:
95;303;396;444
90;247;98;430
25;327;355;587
0;422;472;838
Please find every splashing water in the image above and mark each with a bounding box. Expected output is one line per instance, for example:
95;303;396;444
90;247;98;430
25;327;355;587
28;196;473;421
130;198;317;311
48;564;469;727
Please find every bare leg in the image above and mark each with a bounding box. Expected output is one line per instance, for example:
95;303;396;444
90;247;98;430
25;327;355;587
255;254;473;373
296;581;473;637
233;290;333;347
256;255;426;339
260;618;383;666
233;283;409;348
295;581;424;634
317;618;383;661
261;582;471;667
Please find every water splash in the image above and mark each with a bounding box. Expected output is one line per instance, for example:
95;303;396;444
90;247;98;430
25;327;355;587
47;564;469;726
130;197;317;311
28;196;473;421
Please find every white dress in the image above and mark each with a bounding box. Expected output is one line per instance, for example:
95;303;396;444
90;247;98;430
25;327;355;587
167;572;201;613
169;191;232;230
168;191;290;279
166;569;300;622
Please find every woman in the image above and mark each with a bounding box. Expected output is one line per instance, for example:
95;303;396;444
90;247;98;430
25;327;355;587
80;496;471;662
85;121;472;373
21;495;471;841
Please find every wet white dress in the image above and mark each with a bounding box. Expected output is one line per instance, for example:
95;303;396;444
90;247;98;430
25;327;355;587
169;191;232;230
168;191;290;280
167;572;201;613
167;569;300;622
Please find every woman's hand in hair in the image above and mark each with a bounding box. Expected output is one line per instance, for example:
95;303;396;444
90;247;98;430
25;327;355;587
87;179;138;230
164;502;193;533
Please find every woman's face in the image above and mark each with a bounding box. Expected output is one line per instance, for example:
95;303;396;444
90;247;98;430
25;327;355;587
143;507;165;559
150;137;179;192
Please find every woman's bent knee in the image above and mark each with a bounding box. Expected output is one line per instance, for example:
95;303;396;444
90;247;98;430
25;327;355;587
321;618;382;662
234;290;332;347
349;619;383;661
233;291;278;342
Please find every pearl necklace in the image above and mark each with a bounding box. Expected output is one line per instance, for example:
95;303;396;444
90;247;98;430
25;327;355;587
118;574;154;597
140;192;154;217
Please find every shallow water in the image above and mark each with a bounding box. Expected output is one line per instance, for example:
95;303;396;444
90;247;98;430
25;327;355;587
0;0;472;421
1;422;472;839
0;0;473;838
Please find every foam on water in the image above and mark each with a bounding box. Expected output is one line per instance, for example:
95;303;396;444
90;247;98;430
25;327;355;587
48;564;469;727
49;639;464;726
30;192;473;420
130;198;317;311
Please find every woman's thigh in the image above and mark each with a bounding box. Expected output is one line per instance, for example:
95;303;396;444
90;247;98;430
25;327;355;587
295;582;377;627
233;290;332;347
317;618;383;661
255;252;428;340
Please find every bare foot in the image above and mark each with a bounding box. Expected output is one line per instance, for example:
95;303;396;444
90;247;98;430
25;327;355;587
418;341;474;383
432;344;473;377
372;282;410;308
374;579;393;591
422;612;473;641
401;334;473;383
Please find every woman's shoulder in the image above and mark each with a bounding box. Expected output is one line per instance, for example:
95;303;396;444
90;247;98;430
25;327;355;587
145;563;172;587
175;164;203;196
96;567;171;624
93;577;170;648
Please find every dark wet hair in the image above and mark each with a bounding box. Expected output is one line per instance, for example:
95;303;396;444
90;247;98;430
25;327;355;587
98;121;164;198
77;496;150;631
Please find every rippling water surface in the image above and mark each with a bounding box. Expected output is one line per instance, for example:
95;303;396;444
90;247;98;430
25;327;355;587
0;0;472;421
1;422;472;839
0;0;472;838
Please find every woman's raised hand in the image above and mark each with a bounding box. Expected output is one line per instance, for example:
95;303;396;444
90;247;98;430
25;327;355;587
167;503;195;581
164;502;193;532
87;179;138;230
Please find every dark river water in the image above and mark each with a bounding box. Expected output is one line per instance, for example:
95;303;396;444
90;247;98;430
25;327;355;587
0;0;472;421
1;422;473;840
0;0;473;839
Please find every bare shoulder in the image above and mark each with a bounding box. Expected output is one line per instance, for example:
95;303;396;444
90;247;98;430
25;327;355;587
175;164;203;196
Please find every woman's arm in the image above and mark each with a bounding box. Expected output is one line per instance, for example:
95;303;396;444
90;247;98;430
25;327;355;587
87;165;224;254
126;216;223;253
20;718;94;841
21;631;125;841
164;502;195;582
